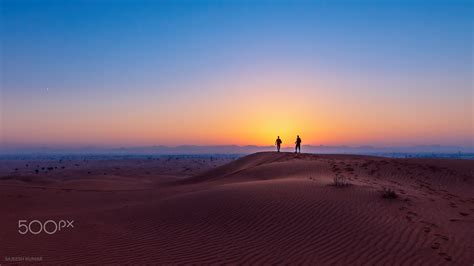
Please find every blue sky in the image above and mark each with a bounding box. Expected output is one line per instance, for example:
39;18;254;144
1;0;473;147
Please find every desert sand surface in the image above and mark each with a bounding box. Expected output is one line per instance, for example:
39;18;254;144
0;152;473;264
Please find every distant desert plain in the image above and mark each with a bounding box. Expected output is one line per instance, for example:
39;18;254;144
0;152;473;264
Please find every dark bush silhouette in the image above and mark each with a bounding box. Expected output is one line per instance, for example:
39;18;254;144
382;187;398;199
333;176;351;187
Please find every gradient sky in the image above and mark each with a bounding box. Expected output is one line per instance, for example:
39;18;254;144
1;0;473;148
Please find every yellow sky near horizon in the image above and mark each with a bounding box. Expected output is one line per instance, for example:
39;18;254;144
3;69;472;147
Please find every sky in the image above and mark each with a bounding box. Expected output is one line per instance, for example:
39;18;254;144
1;0;473;148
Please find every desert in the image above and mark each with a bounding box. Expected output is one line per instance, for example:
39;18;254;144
0;152;472;264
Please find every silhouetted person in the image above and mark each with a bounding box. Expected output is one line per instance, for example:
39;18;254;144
295;135;301;153
275;136;282;152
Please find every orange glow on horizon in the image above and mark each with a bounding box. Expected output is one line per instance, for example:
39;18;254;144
2;69;472;148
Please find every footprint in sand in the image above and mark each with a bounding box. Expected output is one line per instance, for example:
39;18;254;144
434;234;449;241
437;252;453;261
405;211;419;222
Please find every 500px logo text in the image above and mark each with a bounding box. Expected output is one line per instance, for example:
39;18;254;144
18;220;74;235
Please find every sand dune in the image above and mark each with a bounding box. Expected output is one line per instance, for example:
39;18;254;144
0;152;472;264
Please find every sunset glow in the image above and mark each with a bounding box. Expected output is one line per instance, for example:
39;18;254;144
1;0;472;148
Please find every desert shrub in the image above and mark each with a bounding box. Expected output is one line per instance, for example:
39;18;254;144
333;175;351;187
382;187;398;199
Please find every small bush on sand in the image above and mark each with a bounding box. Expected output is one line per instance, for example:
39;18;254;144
333;175;351;187
382;187;398;199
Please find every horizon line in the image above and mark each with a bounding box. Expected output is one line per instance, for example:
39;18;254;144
2;144;473;154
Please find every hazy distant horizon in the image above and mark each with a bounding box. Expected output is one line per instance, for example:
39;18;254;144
2;143;473;156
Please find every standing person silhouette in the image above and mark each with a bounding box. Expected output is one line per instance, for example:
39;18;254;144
275;136;282;152
295;135;302;153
